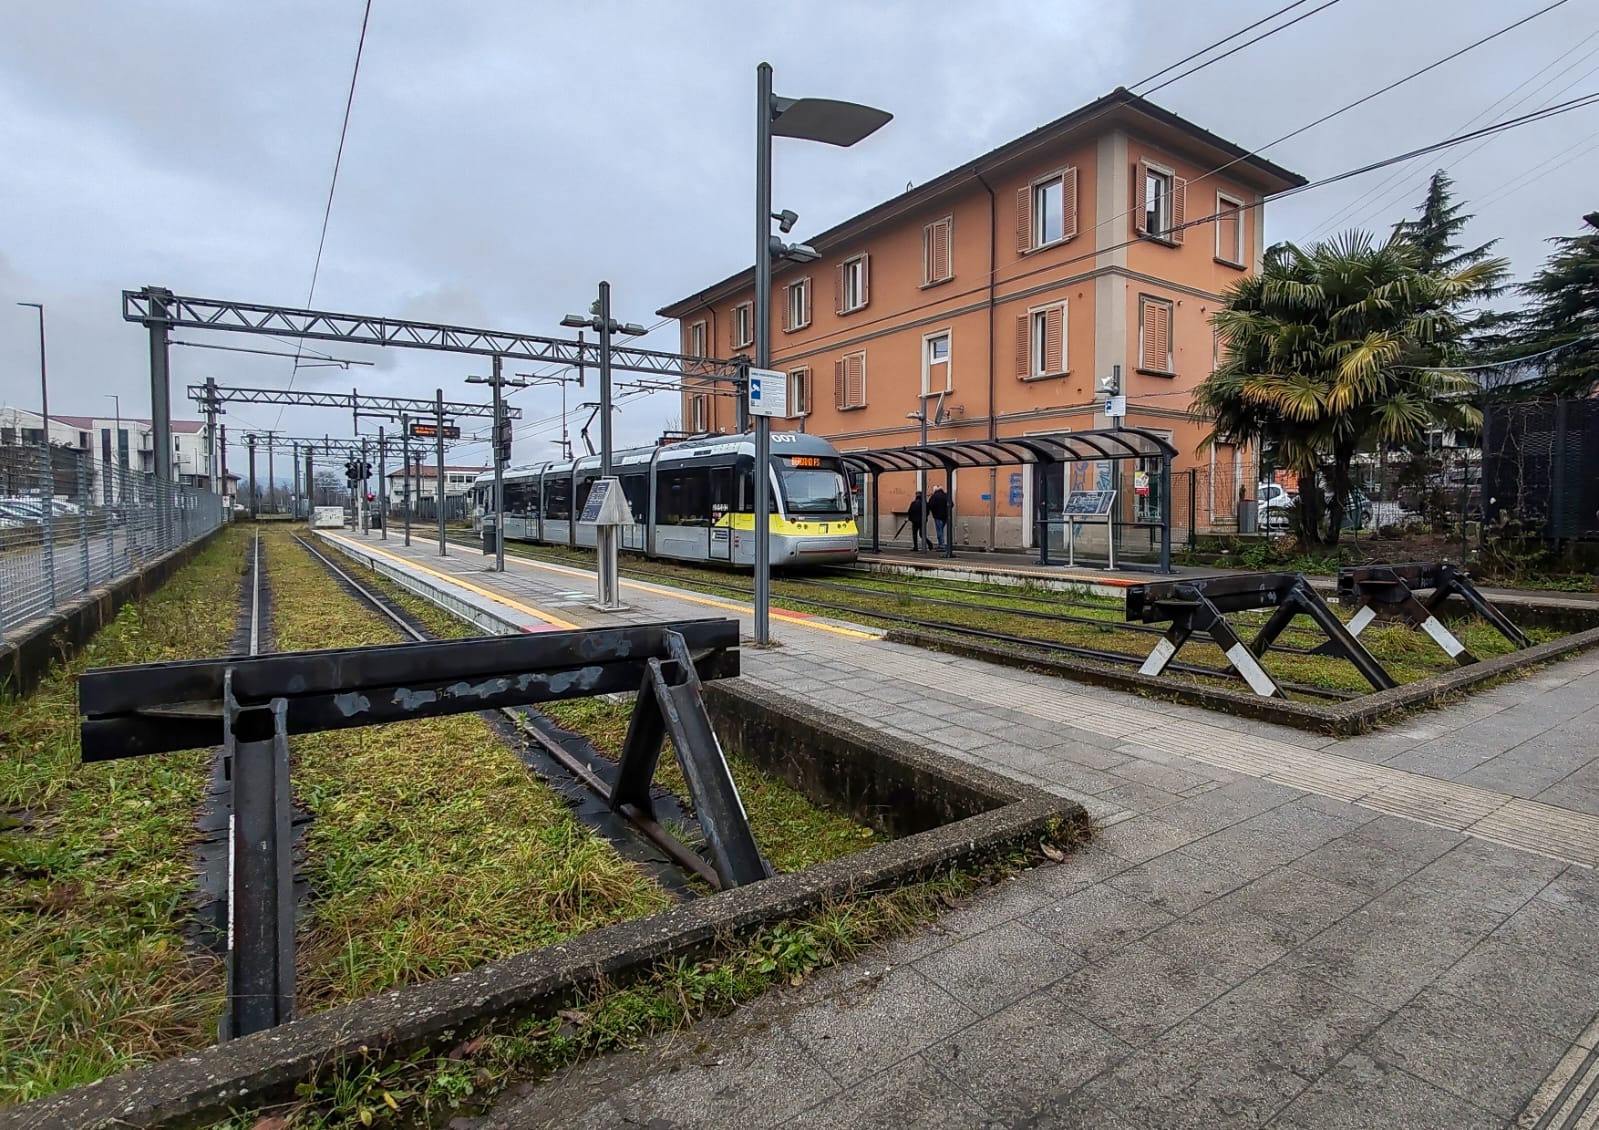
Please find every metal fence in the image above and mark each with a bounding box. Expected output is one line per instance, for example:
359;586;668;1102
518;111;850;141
1483;399;1599;544
0;444;229;640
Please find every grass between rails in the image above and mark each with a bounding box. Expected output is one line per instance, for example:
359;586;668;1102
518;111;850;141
343;555;884;875
482;539;1552;698
261;527;669;1010
0;525;250;1106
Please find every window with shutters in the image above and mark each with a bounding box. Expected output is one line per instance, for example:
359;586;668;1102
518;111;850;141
922;216;953;285
1215;192;1245;267
687;319;707;358
1017;168;1078;253
1138;295;1175;376
834;350;867;410
1135;160;1185;244
838;254;869;313
690;393;707;434
732;302;753;349
922;331;951;395
788;367;811;416
1016;302;1066;379
784;276;811;331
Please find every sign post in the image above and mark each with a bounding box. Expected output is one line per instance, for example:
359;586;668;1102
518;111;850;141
580;478;633;611
748;366;787;644
1062;488;1118;569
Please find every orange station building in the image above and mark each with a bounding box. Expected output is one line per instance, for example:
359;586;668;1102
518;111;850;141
660;88;1305;551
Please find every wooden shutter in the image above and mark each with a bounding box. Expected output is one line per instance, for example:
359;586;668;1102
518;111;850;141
1015;185;1033;253
1061;167;1078;242
1044;305;1065;374
1141;299;1172;372
1157;302;1171;370
834;358;847;409
845;351;866;408
925;218;951;283
781;284;793;332
859;254;870;307
835;263;846;316
1133;161;1150;234
1170;177;1187;244
1015;315;1030;378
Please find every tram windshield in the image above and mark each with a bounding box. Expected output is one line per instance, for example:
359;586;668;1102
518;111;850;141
776;456;850;514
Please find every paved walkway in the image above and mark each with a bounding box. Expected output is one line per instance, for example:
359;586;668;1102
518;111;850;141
321;532;1599;1129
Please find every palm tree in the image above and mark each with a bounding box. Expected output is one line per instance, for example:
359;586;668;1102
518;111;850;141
1193;231;1507;545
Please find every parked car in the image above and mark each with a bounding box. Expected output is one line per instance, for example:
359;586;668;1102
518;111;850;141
1258;483;1296;529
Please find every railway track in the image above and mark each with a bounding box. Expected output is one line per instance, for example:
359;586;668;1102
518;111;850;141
290;534;724;892
455;536;1363;703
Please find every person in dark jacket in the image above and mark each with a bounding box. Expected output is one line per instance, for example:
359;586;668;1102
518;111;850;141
927;486;950;549
906;491;926;551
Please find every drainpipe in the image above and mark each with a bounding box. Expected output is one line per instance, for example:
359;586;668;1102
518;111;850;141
975;169;998;551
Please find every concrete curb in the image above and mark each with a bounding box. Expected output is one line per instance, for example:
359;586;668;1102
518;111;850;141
886;624;1599;736
0;525;230;698
7;685;1084;1129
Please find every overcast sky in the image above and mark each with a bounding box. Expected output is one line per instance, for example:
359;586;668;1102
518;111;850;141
3;0;1595;479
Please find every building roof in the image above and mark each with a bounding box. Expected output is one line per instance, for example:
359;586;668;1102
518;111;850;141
386;464;491;479
659;87;1307;317
44;413;206;432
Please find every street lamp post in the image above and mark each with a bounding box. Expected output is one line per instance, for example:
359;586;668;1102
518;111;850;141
104;393;121;505
18;302;55;605
751;62;891;645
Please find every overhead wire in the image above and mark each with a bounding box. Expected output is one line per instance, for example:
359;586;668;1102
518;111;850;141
1124;0;1326;92
277;0;374;427
1140;0;1343;97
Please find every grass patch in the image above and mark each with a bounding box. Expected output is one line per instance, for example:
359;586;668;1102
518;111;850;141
0;526;251;1105
484;539;1552;699
228;822;1086;1130
339;552;884;875
261;528;668;1009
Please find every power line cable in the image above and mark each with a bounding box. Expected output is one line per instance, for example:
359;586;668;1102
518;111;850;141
277;0;374;427
1125;0;1325;92
1141;0;1343;96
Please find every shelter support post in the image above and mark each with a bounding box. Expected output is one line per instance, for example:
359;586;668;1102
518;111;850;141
1159;452;1172;574
944;466;954;558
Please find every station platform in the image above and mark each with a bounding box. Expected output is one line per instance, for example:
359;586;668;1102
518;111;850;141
855;546;1222;595
316;529;1599;1129
319;529;1599;864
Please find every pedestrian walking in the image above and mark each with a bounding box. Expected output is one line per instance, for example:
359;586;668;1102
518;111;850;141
928;485;950;550
906;490;926;552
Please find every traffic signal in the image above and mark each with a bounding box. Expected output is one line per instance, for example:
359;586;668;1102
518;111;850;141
344;458;360;486
495;416;513;466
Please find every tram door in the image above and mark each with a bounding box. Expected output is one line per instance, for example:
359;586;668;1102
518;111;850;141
709;466;733;561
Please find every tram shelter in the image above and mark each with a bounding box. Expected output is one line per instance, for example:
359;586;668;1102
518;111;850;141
839;428;1178;574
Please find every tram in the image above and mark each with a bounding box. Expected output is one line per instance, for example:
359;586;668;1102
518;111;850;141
471;431;858;567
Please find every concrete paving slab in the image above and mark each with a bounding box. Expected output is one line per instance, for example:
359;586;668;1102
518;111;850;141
1363;987;1572;1120
1019;883;1179;962
1289;818;1465;898
1203;867;1373;944
1266;1052;1502;1130
1105;849;1253;917
911;919;1082;1015
1139;903;1300;987
1054;941;1233;1044
1433;938;1599;1046
1190;966;1390;1079
787;1055;1003;1130
920;996;1135;1124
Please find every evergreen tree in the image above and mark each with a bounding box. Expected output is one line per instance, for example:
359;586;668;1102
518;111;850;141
1394;171;1508;363
1494;213;1599;397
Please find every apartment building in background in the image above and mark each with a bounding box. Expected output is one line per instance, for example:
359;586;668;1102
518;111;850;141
0;406;226;495
660;87;1305;548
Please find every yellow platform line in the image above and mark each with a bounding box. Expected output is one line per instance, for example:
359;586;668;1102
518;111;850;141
465;542;880;641
322;534;580;630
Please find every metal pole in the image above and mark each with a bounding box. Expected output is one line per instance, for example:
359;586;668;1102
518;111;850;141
145;289;173;486
292;443;300;520
22;303;56;606
304;447;313;513
401;412;411;546
492;355;505;571
598;285;613;479
248;435;258;520
267;439;276;516
359;437;369;533
566;335;579;459
1160;452;1173;574
77;454;90;588
378;426;387;540
753;61;774;645
435;389;446;556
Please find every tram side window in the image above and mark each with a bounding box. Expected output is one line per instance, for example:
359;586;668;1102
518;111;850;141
738;465;778;512
710;467;734;522
544;476;572;521
504;481;534;516
619;473;650;523
574;474;598;519
657;467;712;525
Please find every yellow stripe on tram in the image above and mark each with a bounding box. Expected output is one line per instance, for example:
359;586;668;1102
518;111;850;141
322;534;581;631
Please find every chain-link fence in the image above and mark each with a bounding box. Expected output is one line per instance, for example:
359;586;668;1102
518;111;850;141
0;444;229;640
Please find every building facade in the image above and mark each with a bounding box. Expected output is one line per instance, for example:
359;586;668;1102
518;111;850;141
660;88;1304;548
0;406;225;496
384;463;490;506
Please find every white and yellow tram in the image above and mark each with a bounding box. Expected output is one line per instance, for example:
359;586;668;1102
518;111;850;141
471;432;858;567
